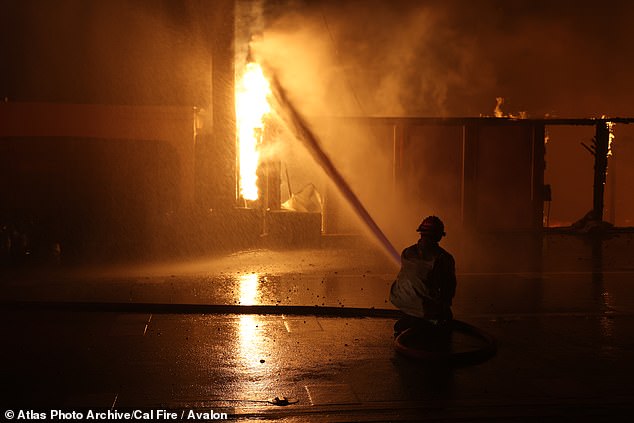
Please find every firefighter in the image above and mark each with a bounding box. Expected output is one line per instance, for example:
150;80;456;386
390;215;457;340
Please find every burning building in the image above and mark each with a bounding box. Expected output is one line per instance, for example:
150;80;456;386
1;0;633;270
0;0;324;263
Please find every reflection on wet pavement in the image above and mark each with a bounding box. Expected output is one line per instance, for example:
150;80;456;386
238;273;259;306
3;266;634;319
2;242;634;419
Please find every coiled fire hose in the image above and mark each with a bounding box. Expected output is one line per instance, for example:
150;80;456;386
394;319;497;364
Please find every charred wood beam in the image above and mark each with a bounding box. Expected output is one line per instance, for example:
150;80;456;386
325;117;634;127
592;122;610;221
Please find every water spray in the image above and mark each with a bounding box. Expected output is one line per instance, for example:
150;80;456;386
265;69;400;265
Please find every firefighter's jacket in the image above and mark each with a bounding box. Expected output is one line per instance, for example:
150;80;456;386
390;241;456;320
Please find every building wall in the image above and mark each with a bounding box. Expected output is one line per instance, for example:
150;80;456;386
0;0;237;259
321;118;545;270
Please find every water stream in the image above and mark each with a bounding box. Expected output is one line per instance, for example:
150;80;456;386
269;74;400;265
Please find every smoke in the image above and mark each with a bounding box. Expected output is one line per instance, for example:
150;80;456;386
251;0;634;117
248;0;490;252
245;0;634;258
251;0;491;117
314;0;495;117
7;0;631;262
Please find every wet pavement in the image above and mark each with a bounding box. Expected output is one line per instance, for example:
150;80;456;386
1;242;634;421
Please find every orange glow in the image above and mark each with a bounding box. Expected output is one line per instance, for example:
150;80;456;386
238;274;264;366
607;122;614;157
238;272;259;305
494;97;504;118
236;63;272;201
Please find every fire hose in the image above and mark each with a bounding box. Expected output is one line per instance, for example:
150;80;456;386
394;319;497;365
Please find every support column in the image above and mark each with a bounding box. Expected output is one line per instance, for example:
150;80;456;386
592;121;610;221
461;124;478;230
197;0;236;210
531;123;546;228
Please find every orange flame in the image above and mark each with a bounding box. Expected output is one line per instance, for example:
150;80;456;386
236;63;271;201
608;121;615;157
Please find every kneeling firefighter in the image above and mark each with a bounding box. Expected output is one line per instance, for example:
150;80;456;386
390;216;456;339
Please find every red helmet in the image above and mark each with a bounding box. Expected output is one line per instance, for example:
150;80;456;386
416;216;446;238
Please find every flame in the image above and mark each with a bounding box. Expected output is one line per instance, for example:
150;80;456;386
493;96;526;119
493;97;504;118
236;62;272;201
607;122;615;157
599;116;616;157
